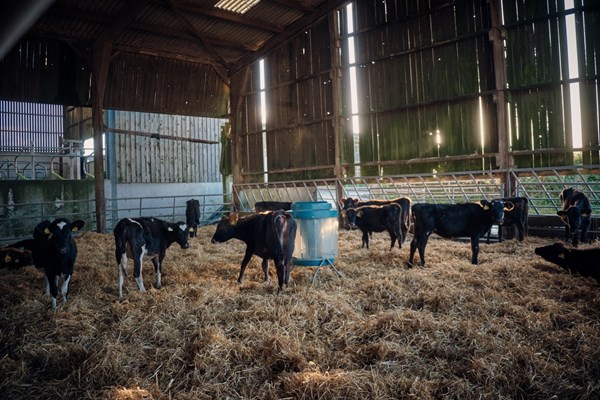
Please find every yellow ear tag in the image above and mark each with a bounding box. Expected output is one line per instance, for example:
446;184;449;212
72;227;79;232
357;210;363;217
168;227;174;232
581;212;590;217
44;228;50;234
4;254;11;263
189;227;194;232
483;205;490;210
559;253;565;259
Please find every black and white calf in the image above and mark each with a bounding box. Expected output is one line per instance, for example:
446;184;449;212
24;218;85;309
113;217;189;298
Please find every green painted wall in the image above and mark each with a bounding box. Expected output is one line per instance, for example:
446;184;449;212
0;180;95;241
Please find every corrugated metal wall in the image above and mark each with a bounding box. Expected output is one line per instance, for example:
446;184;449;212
113;110;226;183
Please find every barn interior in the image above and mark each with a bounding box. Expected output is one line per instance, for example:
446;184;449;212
1;1;600;398
1;0;598;242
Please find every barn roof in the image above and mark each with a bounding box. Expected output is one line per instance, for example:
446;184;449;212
4;0;348;76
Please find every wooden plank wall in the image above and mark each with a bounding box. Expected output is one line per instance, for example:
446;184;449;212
106;53;229;118
113;111;226;183
503;0;600;167
339;0;497;176
237;18;336;183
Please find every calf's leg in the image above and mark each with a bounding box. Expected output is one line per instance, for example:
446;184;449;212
46;270;59;310
261;258;270;282
61;273;71;303
117;253;128;298
470;236;480;264
361;230;369;248
152;257;162;289
133;248;146;293
237;247;254;284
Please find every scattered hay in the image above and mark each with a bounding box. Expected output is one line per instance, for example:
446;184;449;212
1;227;599;399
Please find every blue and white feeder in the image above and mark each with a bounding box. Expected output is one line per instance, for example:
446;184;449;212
291;201;343;283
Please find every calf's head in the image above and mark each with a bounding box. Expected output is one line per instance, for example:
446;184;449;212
342;208;360;230
557;206;591;232
170;221;190;249
534;242;569;266
38;218;85;254
211;214;239;243
481;200;507;224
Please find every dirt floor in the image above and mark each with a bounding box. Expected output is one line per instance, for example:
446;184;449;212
1;224;599;399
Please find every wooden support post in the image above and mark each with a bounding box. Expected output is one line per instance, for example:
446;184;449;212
488;0;513;197
329;11;344;209
230;66;251;212
91;40;112;232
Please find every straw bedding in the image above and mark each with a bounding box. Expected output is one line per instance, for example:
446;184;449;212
1;225;599;399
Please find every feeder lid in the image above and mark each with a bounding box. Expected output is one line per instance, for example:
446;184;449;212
291;201;338;219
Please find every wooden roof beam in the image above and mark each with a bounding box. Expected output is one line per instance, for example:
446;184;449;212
131;22;258;52
162;0;229;70
47;7;258;52
269;0;315;13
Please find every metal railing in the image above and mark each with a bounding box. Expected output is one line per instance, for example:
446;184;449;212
2;166;598;245
0;193;231;246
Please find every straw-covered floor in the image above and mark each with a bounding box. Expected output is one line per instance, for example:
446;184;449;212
1;225;599;399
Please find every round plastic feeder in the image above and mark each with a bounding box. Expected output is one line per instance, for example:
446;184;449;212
290;201;343;282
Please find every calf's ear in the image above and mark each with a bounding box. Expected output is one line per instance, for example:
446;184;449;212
72;220;85;232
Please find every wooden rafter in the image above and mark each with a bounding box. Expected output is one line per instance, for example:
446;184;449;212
161;0;230;85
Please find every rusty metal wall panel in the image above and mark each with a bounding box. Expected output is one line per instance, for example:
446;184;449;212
105;52;229;118
113;110;226;184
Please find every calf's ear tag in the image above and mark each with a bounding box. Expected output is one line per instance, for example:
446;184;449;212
357;210;363;217
483;205;490;210
188;227;194;232
4;255;11;263
72;227;79;232
559;253;565;259
168;227;174;232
